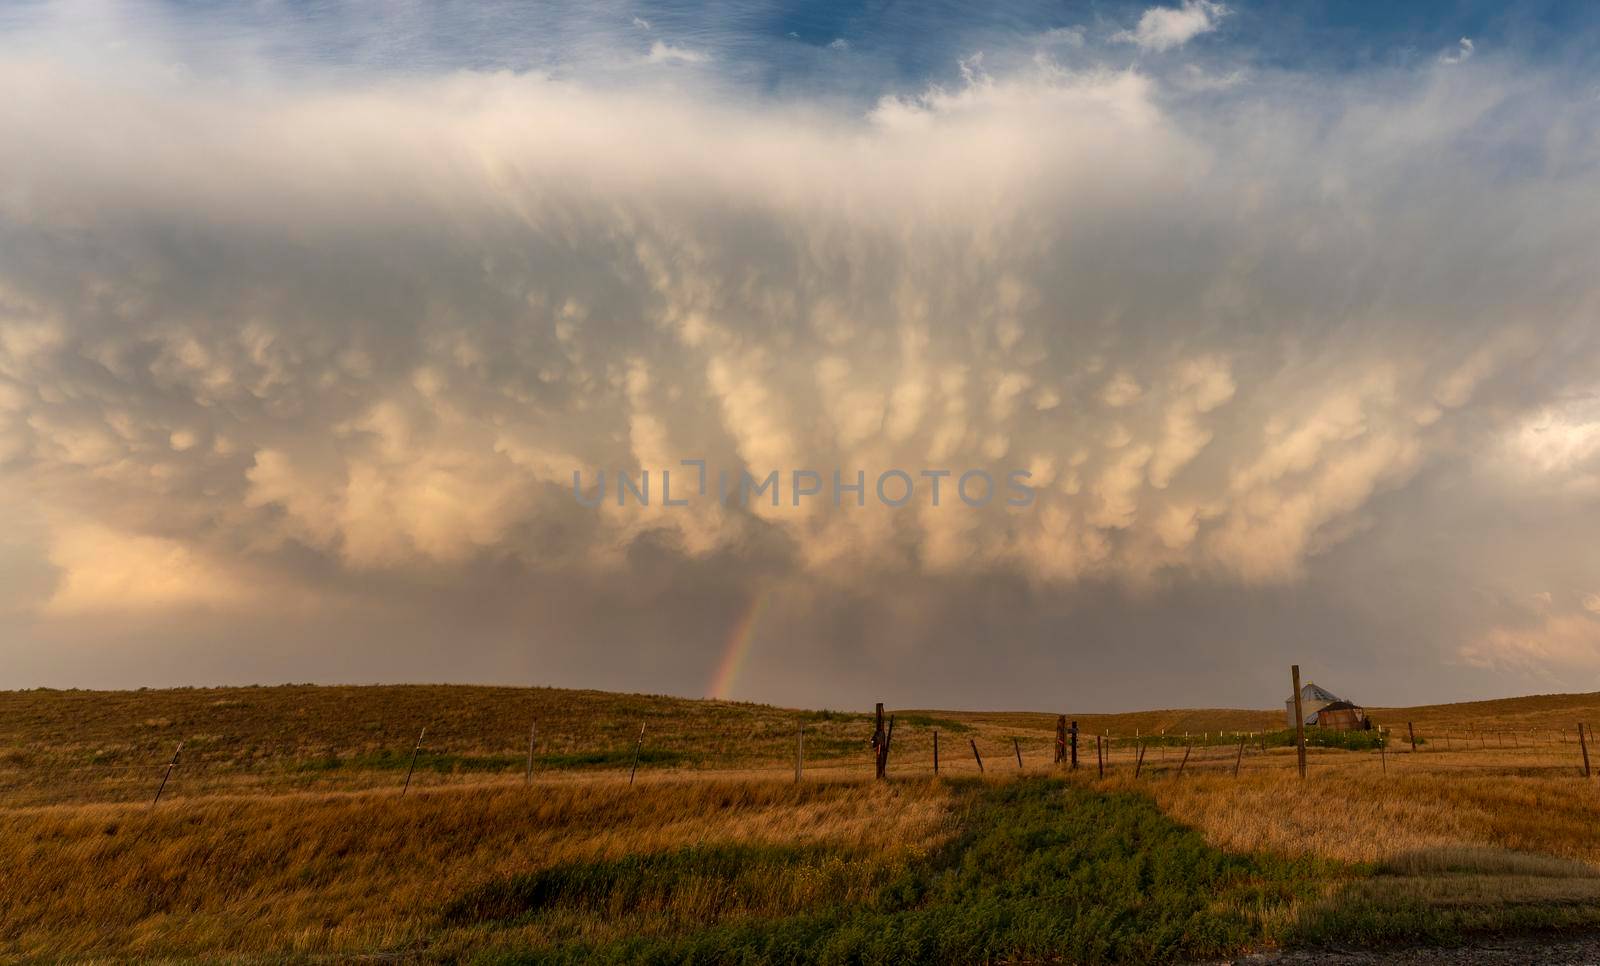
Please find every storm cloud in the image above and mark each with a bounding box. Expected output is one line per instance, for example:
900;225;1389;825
3;2;1600;709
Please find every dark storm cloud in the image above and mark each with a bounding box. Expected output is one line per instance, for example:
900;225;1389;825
3;2;1600;707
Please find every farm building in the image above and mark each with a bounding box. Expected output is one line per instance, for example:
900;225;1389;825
1285;683;1370;731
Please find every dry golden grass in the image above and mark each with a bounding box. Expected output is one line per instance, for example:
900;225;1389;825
9;684;1600;961
0;685;883;806
0;775;958;961
0;684;1304;806
1369;691;1600;735
1137;750;1600;866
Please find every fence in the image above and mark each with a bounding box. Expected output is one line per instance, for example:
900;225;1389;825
7;667;1599;807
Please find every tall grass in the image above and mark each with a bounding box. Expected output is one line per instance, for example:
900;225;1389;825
470;777;1332;965
9;685;1600;960
0;777;953;961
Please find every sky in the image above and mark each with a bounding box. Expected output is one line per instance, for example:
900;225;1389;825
3;0;1600;711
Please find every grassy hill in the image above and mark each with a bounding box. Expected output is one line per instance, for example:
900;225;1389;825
1367;691;1600;733
6;683;1600;961
3;683;1597;806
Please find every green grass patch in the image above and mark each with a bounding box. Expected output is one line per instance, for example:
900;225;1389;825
1259;729;1387;751
295;747;691;774
532;749;691;770
446;843;885;929
462;777;1338;964
1284;875;1600;948
892;714;972;733
297;750;525;773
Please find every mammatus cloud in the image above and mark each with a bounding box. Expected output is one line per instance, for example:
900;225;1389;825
2;7;1600;704
1114;1;1229;53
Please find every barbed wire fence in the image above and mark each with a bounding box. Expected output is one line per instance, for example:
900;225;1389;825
3;666;1597;807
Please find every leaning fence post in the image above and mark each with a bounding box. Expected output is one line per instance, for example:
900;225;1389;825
1178;742;1192;777
933;729;939;775
151;741;184;808
1135;741;1147;778
1580;723;1592;778
970;738;984;773
795;726;804;783
1408;722;1417;753
1233;735;1246;777
401;727;427;796
1013;737;1024;771
1096;735;1104;778
628;722;646;786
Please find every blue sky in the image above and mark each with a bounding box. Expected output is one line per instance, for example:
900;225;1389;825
12;1;1600;92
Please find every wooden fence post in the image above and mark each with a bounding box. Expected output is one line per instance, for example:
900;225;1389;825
1292;665;1307;780
1178;742;1192;777
1379;728;1387;774
1013;737;1024;771
874;703;887;780
1135;741;1146;778
1096;735;1104;778
629;722;646;786
1580;723;1592;778
795;726;804;783
1233;735;1246;777
1070;721;1079;770
933;730;940;775
402;726;427;797
151;741;183;808
1408;722;1417;753
525;722;537;785
1055;715;1067;765
970;738;984;773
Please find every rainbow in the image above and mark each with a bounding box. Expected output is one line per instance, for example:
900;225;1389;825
708;590;770;700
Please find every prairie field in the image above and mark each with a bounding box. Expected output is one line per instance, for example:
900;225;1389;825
5;685;1600;963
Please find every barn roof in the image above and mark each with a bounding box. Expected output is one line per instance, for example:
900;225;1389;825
1291;682;1344;704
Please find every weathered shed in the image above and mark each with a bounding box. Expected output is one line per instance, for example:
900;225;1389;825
1311;700;1369;732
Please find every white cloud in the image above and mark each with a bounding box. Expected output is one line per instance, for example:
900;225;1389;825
1114;1;1229;54
1176;64;1247;91
1440;37;1475;65
645;41;708;64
